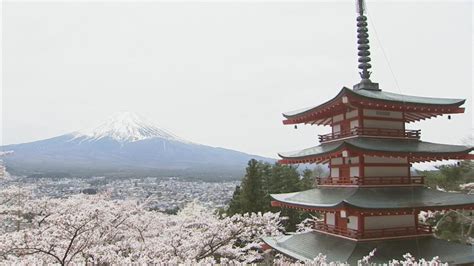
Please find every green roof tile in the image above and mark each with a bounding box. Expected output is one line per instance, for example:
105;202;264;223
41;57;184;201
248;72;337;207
283;88;465;119
263;231;474;264
271;187;474;209
279;138;473;159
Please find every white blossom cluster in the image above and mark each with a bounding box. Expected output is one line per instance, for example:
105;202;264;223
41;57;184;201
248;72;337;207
0;186;450;265
0;186;282;264
272;250;447;266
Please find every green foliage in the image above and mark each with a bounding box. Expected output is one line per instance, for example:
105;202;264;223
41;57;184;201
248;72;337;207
299;165;327;190
432;210;474;244
422;160;473;191
227;160;322;231
236;159;266;214
299;169;315;190
421;161;474;244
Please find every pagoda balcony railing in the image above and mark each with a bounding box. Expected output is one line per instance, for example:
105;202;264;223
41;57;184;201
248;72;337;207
318;127;421;143
314;222;432;240
316;176;424;186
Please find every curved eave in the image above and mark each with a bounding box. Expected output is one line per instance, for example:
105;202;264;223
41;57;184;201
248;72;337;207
262;232;474;264
271;199;474;212
278;139;474;164
282;88;349;125
270;187;474;211
262;235;313;262
282;88;466;125
270;192;343;209
278;141;345;164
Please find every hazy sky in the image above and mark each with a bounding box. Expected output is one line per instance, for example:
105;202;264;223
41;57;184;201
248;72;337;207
2;1;473;159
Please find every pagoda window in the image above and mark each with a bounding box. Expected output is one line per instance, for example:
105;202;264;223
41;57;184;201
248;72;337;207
364;214;415;230
332;124;341;134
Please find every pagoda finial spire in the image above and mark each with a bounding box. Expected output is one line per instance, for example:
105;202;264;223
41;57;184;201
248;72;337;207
353;0;380;91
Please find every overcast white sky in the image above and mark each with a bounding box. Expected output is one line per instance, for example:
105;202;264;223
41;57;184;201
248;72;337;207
1;1;473;159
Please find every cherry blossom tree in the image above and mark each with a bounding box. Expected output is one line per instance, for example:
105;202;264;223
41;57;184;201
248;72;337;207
0;186;451;265
0;187;283;264
0;185;33;233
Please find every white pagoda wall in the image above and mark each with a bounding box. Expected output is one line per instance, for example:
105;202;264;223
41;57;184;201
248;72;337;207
363;119;404;130
333;114;344;123
330;158;341;177
363;109;403;119
350;167;359;177
364;167;408;177
362;109;404;130
364;156;407;164
346;110;358;119
364;215;414;230
326;213;335;226
347;216;358;230
350;120;359;129
330;157;360;178
363;155;409;177
329;108;408;133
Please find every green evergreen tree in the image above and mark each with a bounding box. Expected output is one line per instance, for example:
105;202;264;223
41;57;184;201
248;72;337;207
299;168;315;190
226;160;321;231
423;160;473;191
236;159;266;214
226;185;242;216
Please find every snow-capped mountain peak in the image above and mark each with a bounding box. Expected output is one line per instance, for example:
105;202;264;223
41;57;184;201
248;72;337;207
73;112;187;143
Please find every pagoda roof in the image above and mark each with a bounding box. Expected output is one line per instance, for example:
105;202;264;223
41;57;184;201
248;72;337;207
270;187;474;210
278;138;474;164
283;87;466;125
262;231;474;264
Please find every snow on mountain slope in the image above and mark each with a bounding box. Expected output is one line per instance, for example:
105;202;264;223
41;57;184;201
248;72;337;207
72;112;188;143
1;112;274;179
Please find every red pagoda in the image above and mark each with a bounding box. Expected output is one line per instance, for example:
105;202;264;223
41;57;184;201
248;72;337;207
263;1;474;264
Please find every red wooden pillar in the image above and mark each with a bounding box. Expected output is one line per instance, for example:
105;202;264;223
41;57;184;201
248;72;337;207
407;156;411;181
358;107;364;128
329;159;332;179
359;154;365;185
402;111;406;131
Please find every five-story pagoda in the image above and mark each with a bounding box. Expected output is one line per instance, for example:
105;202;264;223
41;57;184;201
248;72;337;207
263;0;474;264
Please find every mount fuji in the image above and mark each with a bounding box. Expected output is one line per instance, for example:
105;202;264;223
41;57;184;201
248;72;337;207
1;112;273;180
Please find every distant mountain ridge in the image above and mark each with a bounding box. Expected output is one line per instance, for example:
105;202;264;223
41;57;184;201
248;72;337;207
2;112;273;180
